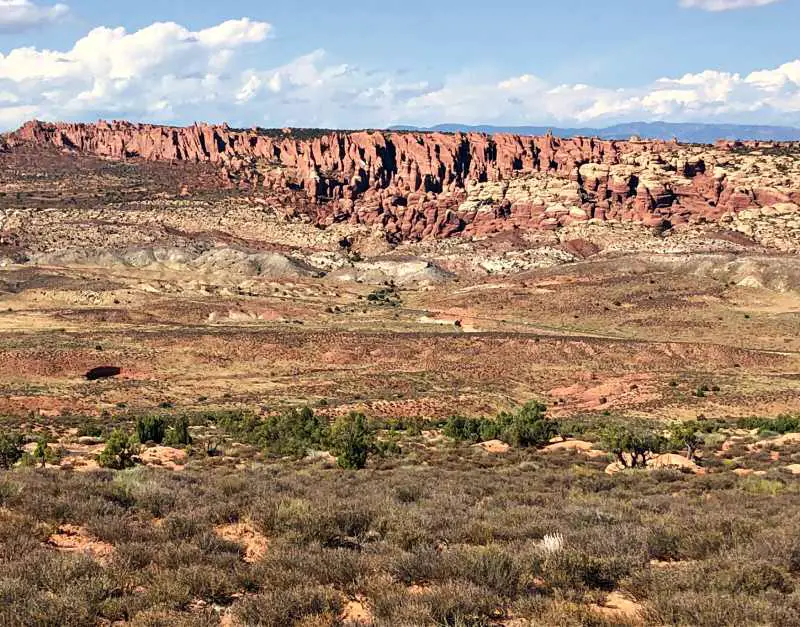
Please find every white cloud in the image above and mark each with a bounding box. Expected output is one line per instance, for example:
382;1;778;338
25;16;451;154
0;0;68;33
0;18;271;121
679;0;782;11
1;17;800;130
388;59;800;128
746;60;800;90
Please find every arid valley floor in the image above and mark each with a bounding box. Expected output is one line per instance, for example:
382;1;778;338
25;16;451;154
1;126;800;626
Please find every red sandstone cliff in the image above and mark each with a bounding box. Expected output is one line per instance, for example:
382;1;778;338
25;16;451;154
7;120;794;241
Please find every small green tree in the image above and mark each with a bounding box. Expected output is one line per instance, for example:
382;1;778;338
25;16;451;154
98;429;140;470
136;415;166;444
164;415;192;446
443;416;484;443
406;418;424;437
668;421;702;461
329;412;374;470
601;424;665;469
500;401;556;448
77;420;103;438
262;406;328;457
443;402;556;448
0;432;23;469
33;437;49;468
478;419;502;442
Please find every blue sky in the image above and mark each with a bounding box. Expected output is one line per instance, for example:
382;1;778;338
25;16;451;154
0;0;797;129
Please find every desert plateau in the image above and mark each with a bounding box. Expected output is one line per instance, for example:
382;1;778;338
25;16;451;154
3;1;800;625
0;120;799;626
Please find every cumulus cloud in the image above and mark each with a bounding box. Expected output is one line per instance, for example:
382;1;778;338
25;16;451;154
1;17;800;130
679;0;782;11
0;18;271;122
0;0;68;33
389;62;800;128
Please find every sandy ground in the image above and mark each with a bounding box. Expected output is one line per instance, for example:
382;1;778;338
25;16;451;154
46;524;113;564
214;521;269;563
2;256;800;427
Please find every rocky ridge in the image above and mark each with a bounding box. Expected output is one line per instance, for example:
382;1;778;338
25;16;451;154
6;121;800;243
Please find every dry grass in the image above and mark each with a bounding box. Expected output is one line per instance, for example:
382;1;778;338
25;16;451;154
0;442;798;626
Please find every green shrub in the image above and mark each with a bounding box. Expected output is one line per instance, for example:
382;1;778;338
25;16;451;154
540;548;631;592
261;407;328;457
498;401;556;448
646;525;682;561
213;410;261;442
256;498;375;547
97;430;140;470
726;562;794;594
418;581;504;626
406;417;424;436
76;420;103;438
444;402;555;449
601;424;665;468
374;436;402;458
789;541;800;574
693;384;710;398
164;416;192;447
0;432;23;469
390;546;446;584
136;415;166;444
451;545;522;595
741;476;784;496
737;415;800;435
329;413;373;469
33;438;50;468
253;545;368;593
366;286;401;307
556;419;586;440
173;563;241;604
443;416;485;443
216;407;328;457
668;421;702;460
395;483;425;504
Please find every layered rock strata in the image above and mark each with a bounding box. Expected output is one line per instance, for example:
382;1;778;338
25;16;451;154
8;121;800;241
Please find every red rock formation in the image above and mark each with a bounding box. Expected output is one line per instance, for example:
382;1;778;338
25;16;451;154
6;120;789;241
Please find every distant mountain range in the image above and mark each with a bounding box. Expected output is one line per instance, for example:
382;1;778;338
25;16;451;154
389;122;800;143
